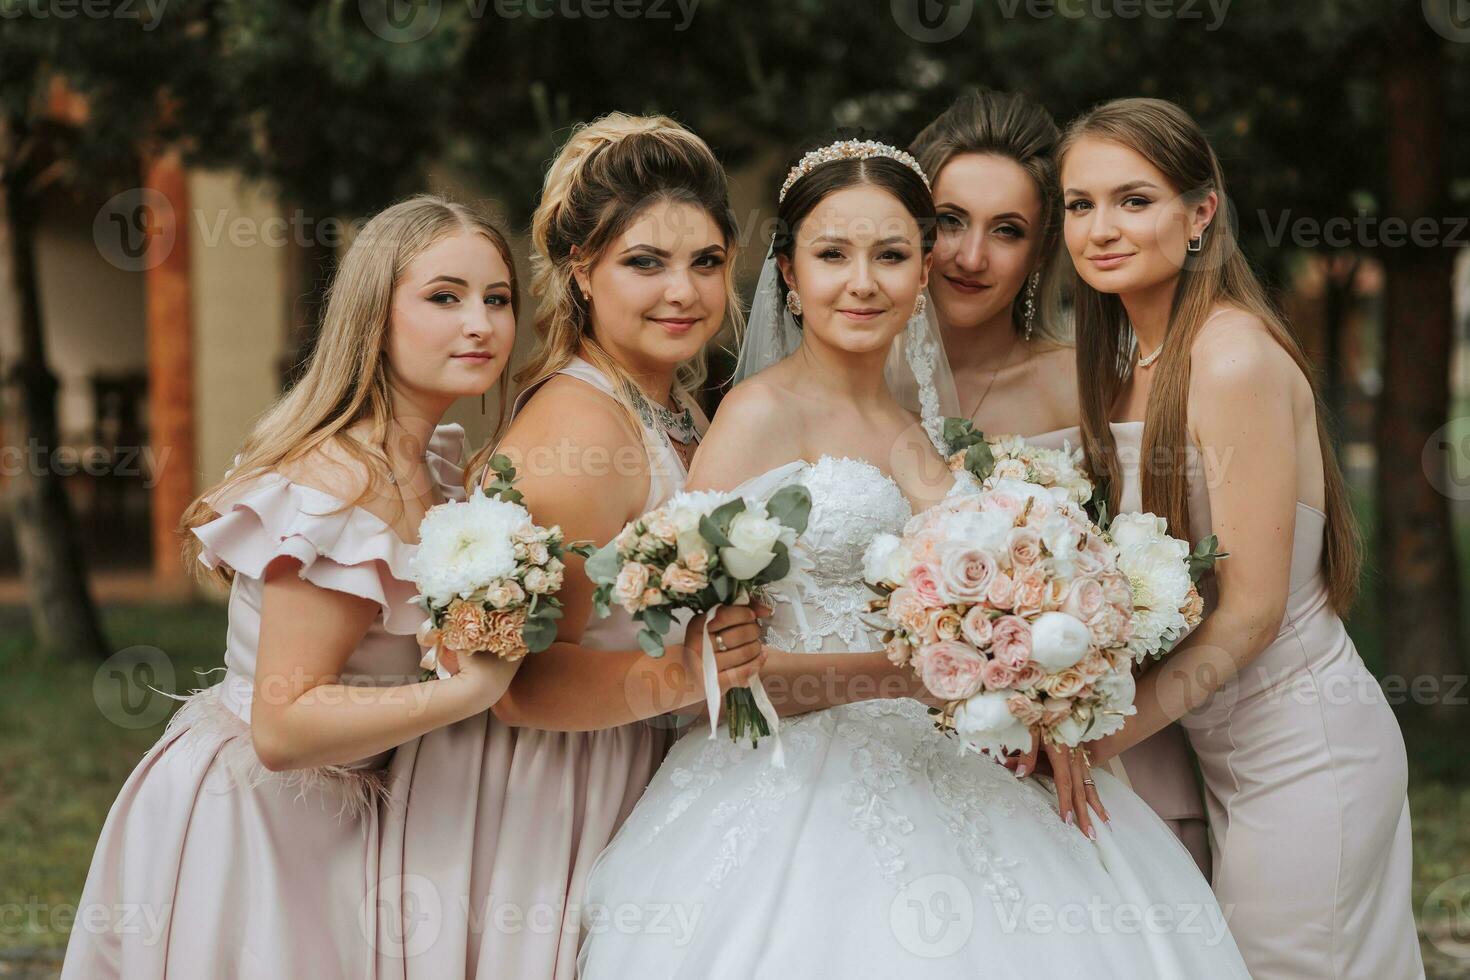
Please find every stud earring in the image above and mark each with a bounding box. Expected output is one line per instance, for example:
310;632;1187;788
785;290;803;317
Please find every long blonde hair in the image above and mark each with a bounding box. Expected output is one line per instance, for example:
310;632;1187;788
181;194;519;587
1061;98;1361;612
468;112;740;482
910;88;1068;344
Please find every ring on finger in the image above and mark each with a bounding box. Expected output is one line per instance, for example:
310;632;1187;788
1082;778;1096;787
715;634;728;652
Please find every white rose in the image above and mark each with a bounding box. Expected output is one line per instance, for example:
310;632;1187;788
1029;611;1092;672
524;567;552;594
720;509;782;580
863;534;903;586
1108;512;1172;552
953;690;1034;756
1052;712;1090;747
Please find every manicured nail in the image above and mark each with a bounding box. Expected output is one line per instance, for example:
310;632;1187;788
1065;812;1074;827
1087;826;1097;841
1016;764;1029;778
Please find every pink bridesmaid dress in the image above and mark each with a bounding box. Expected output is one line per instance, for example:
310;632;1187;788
1112;418;1424;979
1027;425;1212;876
61;423;467;980
376;356;690;980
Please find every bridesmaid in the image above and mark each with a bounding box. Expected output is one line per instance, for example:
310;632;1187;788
1058;97;1423;979
911;88;1212;873
375;114;767;980
62;195;524;979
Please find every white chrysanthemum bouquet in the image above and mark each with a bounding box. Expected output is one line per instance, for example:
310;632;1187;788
411;456;575;678
584;484;812;757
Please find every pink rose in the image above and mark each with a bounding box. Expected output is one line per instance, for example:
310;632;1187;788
1014;662;1046;688
986;572;1016;609
1007;693;1045;727
907;563;946;607
1041;697;1073;727
1100;571;1132;606
990;615;1033;669
612;562;651;611
939;547;997;603
930;608;964;642
981;659;1019;690
1044;668;1087;699
960;606;994;648
919;640;987;701
1063;577;1107;622
1078;651;1112;682
980;491;1026;523
1011;570;1047;618
887;587;930;634
1007;527;1044;567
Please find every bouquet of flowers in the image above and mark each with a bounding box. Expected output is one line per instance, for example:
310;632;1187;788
940;417;1093;506
584;484;812;760
410;455;576;678
863;475;1216;756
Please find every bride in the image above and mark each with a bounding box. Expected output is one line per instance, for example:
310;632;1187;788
578;136;1249;977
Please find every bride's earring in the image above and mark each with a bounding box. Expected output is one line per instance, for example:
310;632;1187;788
1022;273;1038;341
912;294;927;319
785;290;803;317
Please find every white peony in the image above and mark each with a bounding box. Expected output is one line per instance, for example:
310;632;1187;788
411;489;529;606
944;509;1015;555
1029;611;1092;671
953;690;1035;756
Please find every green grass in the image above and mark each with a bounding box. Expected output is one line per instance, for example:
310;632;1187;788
0;598;1466;973
0;602;226;954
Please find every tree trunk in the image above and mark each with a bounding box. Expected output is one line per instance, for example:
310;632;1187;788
0;118;109;659
1375;11;1463;721
1322;253;1359;447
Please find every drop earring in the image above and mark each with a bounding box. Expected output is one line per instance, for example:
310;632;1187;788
913;294;927;318
785;290;803;317
1022;272;1038;341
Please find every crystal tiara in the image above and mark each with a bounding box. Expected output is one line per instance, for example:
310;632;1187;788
778;139;932;203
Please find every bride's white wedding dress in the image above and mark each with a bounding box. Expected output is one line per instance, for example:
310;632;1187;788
579;452;1250;978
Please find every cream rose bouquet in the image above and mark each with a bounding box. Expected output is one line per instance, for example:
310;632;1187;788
863;479;1140;754
584;485;812;759
410;455;575;679
1105;512;1223;663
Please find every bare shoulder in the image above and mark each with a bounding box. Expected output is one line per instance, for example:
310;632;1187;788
276;436;379;506
690;374;805;490
1190;307;1299;390
499;375;641;458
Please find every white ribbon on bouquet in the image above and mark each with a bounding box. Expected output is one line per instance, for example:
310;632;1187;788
698;601;785;769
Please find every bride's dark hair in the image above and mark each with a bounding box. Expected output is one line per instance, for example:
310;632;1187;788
771;128;937;311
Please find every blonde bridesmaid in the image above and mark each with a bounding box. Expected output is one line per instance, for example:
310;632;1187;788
62;195;523;979
375;114;767;980
1057;97;1423;979
911;89;1212;873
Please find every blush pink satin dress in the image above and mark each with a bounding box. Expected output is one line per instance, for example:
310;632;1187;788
61;424;467;980
1111;419;1424;980
375;357;690;980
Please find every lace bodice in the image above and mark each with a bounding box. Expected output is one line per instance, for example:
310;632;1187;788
736;454;972;654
